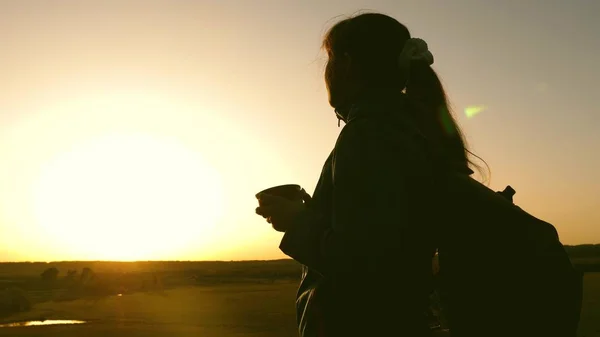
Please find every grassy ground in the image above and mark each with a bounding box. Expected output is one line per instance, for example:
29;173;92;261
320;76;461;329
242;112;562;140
578;273;600;337
0;261;599;336
0;282;298;337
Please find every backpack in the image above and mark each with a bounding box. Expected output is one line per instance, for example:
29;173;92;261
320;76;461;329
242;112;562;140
433;173;583;337
356;104;583;336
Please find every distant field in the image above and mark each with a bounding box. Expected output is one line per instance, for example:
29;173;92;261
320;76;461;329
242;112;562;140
0;260;599;336
0;275;599;337
579;273;600;337
0;282;299;337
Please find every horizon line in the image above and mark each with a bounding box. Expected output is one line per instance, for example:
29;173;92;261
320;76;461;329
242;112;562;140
0;258;295;264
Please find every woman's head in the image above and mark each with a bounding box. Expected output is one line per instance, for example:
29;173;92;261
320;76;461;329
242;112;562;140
322;12;486;177
323;13;410;108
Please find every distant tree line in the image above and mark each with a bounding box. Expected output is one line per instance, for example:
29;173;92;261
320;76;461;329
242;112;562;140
564;244;600;258
40;267;59;281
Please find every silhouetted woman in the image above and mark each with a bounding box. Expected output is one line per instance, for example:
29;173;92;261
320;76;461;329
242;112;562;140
256;13;479;337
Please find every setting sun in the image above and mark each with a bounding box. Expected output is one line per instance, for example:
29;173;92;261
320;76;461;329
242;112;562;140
32;132;224;261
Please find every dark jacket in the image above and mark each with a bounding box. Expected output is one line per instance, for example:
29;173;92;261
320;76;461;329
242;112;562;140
279;92;439;337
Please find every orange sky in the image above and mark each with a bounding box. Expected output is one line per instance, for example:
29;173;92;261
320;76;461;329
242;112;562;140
1;1;599;261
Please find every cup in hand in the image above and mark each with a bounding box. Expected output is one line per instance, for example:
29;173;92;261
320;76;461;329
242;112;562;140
256;184;304;206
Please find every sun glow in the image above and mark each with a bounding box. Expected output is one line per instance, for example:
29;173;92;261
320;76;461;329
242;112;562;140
32;132;224;261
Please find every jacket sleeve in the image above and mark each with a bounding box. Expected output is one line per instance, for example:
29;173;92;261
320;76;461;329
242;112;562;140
279;118;416;279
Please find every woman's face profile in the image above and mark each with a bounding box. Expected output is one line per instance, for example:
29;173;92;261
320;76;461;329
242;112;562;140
324;52;352;109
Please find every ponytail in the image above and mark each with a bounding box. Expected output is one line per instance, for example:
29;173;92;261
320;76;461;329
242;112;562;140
405;61;486;178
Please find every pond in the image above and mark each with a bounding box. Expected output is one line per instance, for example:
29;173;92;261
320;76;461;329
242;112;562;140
0;320;86;327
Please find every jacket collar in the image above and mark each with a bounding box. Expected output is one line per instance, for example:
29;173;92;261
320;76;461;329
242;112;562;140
334;88;407;124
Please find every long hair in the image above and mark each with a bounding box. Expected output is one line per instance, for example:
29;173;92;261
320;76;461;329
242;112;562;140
323;13;488;179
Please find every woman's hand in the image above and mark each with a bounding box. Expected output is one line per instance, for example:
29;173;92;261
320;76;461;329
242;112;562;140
255;190;311;232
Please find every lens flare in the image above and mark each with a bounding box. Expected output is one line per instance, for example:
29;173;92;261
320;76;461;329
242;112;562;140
464;105;488;119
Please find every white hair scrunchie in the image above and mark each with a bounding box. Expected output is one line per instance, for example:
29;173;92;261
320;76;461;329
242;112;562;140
398;37;434;68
